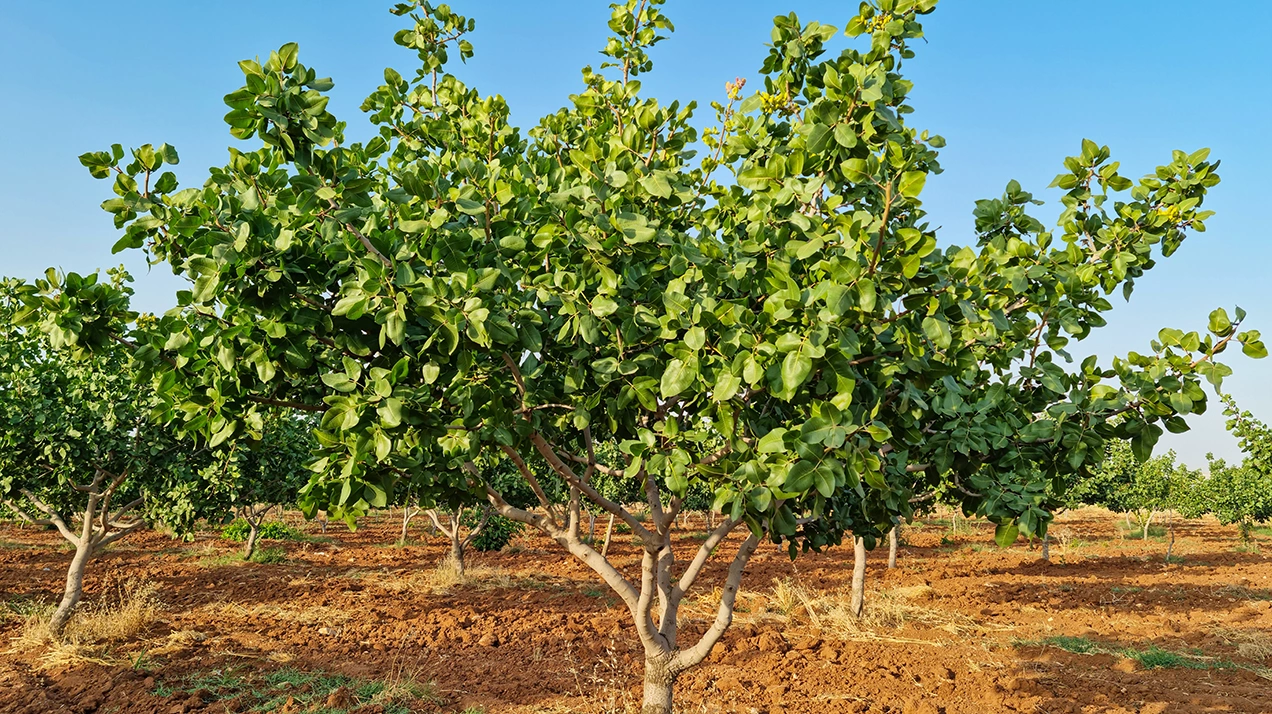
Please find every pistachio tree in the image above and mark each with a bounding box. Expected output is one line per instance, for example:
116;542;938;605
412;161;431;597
51;0;1267;710
1200;396;1272;543
231;413;316;559
0;273;236;639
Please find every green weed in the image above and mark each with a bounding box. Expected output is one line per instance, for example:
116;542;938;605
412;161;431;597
151;666;441;714
1019;637;1241;672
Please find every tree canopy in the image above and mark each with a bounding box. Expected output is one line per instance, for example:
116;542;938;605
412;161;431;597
15;0;1267;709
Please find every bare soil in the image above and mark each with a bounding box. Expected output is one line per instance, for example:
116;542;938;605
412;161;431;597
2;509;1270;713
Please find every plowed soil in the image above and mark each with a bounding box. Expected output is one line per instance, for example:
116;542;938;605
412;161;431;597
2;509;1270;713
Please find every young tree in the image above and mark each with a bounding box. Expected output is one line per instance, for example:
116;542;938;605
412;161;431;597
48;1;1265;710
0;274;235;639
231;413;316;559
1200;396;1272;544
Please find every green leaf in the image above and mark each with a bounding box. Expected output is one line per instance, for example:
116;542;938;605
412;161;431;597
750;487;772;513
994;522;1019;548
456;198;486;215
684;326;706;351
898;171;926;199
922;316;952;349
785;461;816;492
591;295;619;318
660;359;697;398
713;371;741;401
812;466;835;498
781;349;813;392
640;172;673;198
1208;308;1233;336
757;428;788;454
833;124;857;149
377;398;403;428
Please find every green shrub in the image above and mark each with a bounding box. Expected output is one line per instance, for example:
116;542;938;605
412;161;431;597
463;511;523;552
220;519;301;542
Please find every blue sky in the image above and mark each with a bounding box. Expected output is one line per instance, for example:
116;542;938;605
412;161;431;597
2;1;1269;468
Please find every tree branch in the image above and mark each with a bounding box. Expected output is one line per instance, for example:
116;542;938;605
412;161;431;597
672;532;760;671
16;489;79;545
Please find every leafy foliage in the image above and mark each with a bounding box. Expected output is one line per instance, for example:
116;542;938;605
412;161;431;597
0;273;234;538
1071;442;1198;524
220;519;302;542
462;511;522;551
13;0;1267;706
1197;396;1272;541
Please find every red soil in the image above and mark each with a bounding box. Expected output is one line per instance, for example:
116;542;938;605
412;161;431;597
1;509;1270;713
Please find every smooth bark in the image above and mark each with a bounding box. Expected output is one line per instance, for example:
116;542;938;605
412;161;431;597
10;469;145;640
887;526;898;569
850;537;867;617
49;541;92;638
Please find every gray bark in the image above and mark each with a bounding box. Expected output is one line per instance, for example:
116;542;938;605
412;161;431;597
601;513;615;557
887;526;898;569
850;537;867;617
1041;532;1050;562
244;523;259;560
641;656;675;714
49;541;92;639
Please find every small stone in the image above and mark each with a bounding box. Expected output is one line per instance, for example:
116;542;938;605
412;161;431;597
479;633;500;647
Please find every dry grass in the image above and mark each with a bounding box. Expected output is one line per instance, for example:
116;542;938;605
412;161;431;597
1214;627;1272;662
763;577;992;644
8;578;161;669
375;560;519;595
196;600;354;628
563;639;639;714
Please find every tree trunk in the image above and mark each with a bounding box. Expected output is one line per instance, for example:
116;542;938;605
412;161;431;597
1142;512;1152;541
850;537;866;617
601;513;615;557
1041;533;1050;562
448;530;466;576
49;541;93;639
641;656;676;714
887;526;898;569
243;522;260;560
588;512;596;544
1166;511;1176;562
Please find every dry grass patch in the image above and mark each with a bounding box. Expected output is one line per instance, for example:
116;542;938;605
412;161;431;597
374;561;521;595
8;578;161;669
762;577;993;643
1214;627;1272;662
196;600;354;629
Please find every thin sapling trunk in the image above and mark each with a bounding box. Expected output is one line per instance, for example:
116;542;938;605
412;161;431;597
239;504;268;561
887;526;898;569
850;536;867;617
426;506;491;576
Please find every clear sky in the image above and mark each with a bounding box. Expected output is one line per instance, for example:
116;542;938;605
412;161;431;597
2;1;1269;468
